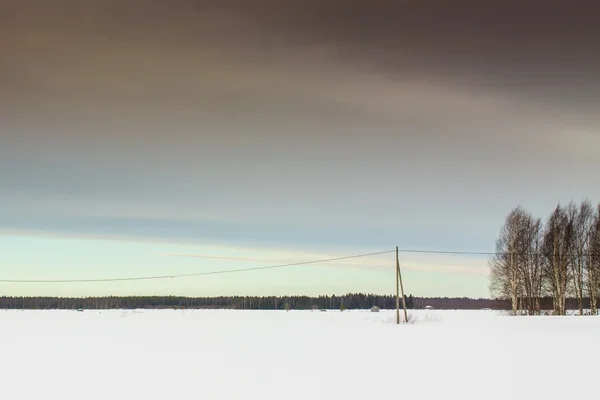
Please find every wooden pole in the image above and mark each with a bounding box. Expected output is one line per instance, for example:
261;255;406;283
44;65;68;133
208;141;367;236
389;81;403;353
397;248;408;323
396;246;400;324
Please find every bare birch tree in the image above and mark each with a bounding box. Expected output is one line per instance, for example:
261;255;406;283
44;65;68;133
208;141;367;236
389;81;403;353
519;214;543;315
489;207;527;314
541;205;574;315
587;204;600;315
570;200;594;315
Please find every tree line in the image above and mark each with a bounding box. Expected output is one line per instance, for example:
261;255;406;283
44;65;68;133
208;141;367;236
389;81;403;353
1;294;594;311
489;200;600;315
0;294;509;310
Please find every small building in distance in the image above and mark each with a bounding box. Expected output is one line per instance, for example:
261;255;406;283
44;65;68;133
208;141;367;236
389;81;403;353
425;305;434;310
370;306;380;313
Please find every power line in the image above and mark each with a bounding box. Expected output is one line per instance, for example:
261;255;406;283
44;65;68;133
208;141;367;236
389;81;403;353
397;249;497;256
0;250;396;284
397;248;600;256
2;246;597;284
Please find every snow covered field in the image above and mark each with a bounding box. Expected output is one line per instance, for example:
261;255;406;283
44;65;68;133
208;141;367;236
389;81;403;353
1;309;597;400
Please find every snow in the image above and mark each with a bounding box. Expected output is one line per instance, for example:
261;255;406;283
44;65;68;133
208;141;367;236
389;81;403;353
1;309;597;400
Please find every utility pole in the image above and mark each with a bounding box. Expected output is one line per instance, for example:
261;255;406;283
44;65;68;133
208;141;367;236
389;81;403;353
396;246;400;324
396;246;408;323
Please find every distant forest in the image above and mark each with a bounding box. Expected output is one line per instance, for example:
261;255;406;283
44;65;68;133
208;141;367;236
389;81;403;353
0;294;592;311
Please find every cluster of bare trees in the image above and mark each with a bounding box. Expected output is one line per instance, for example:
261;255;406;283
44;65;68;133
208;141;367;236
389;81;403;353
489;201;600;315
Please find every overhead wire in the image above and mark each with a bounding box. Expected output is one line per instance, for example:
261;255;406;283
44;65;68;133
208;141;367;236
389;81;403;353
0;250;396;284
2;247;598;284
397;248;600;256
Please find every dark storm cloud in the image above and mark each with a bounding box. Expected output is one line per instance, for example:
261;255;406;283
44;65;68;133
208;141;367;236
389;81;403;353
222;0;600;114
3;0;599;114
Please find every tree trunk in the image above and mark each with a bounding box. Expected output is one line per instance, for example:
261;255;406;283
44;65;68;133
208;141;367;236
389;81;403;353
577;286;583;316
590;284;598;315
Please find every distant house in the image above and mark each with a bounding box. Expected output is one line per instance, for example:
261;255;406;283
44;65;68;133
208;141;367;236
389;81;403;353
370;306;380;313
424;305;434;310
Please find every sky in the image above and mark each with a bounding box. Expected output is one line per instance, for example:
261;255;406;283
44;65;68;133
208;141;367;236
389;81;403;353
1;0;599;298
